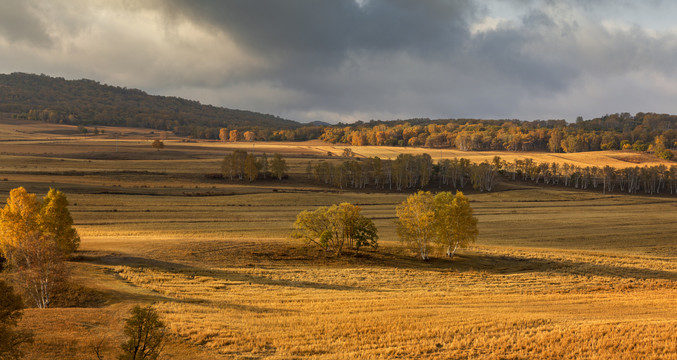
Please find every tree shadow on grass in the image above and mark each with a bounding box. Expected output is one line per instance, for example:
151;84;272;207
76;252;375;293
368;249;677;282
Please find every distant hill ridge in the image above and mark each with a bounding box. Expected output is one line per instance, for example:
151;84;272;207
0;72;301;138
1;73;677;151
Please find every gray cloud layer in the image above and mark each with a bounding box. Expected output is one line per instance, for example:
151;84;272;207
1;0;676;123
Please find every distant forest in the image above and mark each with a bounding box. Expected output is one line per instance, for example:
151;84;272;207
0;72;675;157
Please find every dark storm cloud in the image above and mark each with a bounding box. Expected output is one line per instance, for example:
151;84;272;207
147;0;485;118
149;0;677;121
159;0;475;57
0;0;676;122
153;0;479;100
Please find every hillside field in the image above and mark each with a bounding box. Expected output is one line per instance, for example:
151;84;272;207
0;119;676;359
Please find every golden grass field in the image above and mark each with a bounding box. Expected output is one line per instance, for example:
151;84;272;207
1;119;676;359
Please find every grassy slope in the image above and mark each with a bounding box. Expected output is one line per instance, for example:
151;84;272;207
1;119;676;359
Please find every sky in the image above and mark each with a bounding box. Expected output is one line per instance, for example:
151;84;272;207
1;0;677;124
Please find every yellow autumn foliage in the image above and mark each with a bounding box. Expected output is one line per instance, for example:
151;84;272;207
0;187;41;256
0;187;79;258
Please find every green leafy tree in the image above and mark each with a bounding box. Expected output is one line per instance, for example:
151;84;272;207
632;140;649;152
396;191;436;260
336;203;378;252
0;280;32;360
433;191;478;258
292;207;334;256
292;203;378;257
119;305;166;360
657;150;674;161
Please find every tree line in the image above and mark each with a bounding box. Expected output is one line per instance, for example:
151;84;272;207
307;154;499;192
501;159;677;195
305;154;677;196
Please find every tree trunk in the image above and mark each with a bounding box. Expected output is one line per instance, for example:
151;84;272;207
420;243;429;261
446;241;460;259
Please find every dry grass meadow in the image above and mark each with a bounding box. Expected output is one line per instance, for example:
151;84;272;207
0;119;676;359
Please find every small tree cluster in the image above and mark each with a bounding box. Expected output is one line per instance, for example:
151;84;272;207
310;153;433;190
309;153;677;196
222;151;287;182
292;203;378;257
396;191;478;261
0;187;79;308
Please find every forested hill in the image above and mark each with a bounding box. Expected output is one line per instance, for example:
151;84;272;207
1;73;676;155
0;72;302;138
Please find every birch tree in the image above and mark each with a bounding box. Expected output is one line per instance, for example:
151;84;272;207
39;188;80;254
396;191;436;260
292;207;334;256
433;191;478;258
12;232;67;309
0;187;41;261
244;153;260;182
270;153;288;180
292;203;378;257
0;187;78;308
260;153;269;179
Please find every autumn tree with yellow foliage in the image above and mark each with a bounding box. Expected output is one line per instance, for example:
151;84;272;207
0;187;79;308
39;188;81;254
396;191;436;261
0;188;41;261
433;191;478;258
396;190;478;261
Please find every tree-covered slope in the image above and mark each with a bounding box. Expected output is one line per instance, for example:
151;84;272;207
0;72;301;138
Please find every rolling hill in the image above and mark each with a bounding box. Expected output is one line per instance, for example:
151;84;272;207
0;72;301;138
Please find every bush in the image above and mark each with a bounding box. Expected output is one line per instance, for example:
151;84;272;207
632;141;649;152
657;150;674;160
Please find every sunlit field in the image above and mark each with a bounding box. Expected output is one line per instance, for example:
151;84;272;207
1;119;676;359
